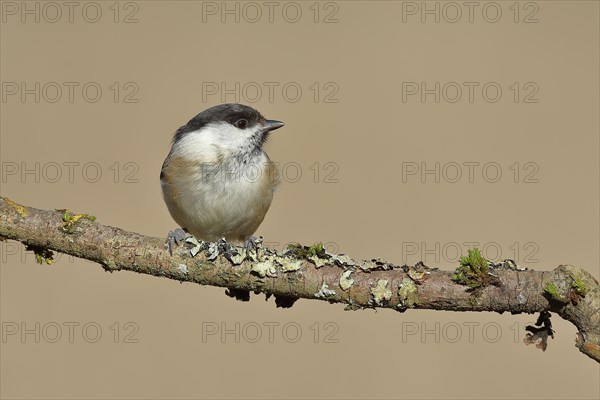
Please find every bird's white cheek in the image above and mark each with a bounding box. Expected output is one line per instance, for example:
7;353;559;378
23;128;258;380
172;130;220;163
173;123;257;161
215;124;262;153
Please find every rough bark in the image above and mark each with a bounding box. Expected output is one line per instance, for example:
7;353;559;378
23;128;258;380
0;196;598;363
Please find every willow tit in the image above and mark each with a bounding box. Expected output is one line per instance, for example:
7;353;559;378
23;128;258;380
160;103;284;249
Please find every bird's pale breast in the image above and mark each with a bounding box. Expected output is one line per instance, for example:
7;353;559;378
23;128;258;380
161;154;280;242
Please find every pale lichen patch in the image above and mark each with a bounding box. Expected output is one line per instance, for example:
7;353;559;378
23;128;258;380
339;270;354;291
398;278;419;309
330;254;355;267
407;269;430;284
206;241;220;260
315;282;336;298
228;252;245;265
281;259;302;272
308;255;328;268
184;236;203;257
251;261;277;278
178;264;188;275
370;279;392;305
359;258;396;272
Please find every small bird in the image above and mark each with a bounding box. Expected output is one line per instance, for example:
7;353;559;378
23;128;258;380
160;103;284;250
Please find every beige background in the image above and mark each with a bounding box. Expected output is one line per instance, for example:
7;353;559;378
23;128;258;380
1;1;599;399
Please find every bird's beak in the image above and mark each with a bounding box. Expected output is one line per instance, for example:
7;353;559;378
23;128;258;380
263;119;285;132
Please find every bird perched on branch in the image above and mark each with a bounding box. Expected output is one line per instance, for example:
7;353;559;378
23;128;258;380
161;103;284;250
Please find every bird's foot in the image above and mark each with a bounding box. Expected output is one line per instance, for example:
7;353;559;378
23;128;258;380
167;228;189;255
243;236;263;262
166;228;201;256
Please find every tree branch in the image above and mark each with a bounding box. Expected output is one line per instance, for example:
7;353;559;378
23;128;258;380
1;196;598;363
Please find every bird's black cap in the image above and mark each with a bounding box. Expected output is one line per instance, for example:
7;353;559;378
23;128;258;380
173;103;269;144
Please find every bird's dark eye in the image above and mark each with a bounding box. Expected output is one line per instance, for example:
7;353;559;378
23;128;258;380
235;119;248;129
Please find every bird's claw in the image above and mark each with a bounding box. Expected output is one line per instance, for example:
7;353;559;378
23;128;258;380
166;228;192;256
243;236;263;261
